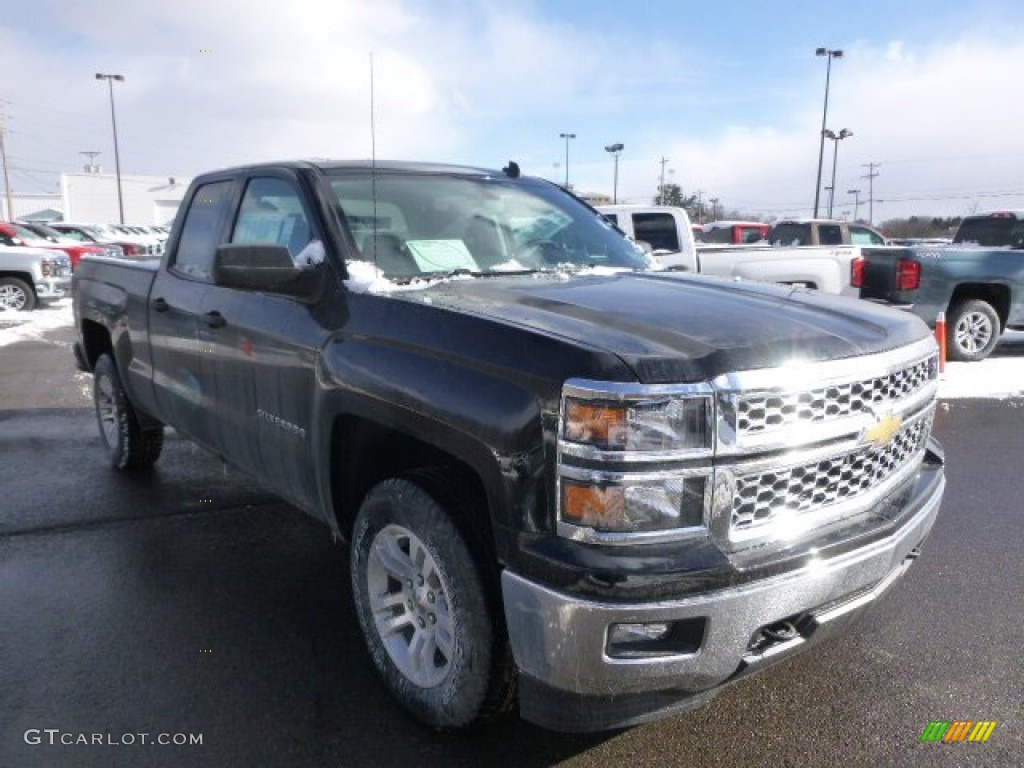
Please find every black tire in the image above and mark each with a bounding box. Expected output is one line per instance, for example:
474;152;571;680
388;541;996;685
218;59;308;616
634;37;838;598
350;476;514;729
93;354;164;469
0;277;36;311
947;299;1001;362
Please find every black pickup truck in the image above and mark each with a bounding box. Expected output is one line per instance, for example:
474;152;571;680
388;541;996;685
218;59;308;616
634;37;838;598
73;160;945;732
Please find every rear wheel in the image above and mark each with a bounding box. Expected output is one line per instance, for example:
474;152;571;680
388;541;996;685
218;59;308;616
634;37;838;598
0;277;36;311
350;476;514;729
947;299;1000;362
93;354;164;469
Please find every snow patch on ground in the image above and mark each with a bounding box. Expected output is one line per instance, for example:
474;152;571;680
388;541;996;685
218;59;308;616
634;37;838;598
937;331;1024;399
0;299;74;348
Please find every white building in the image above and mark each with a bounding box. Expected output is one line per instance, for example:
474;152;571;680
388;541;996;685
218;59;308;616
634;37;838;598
60;172;192;225
1;192;63;222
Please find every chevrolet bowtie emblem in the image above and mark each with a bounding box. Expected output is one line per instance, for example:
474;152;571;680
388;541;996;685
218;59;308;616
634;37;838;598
862;413;903;447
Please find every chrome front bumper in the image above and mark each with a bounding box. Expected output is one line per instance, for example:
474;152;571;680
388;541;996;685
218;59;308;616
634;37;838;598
502;465;944;730
35;276;70;302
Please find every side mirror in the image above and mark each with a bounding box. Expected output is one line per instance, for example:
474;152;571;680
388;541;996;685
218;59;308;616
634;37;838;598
635;240;654;254
212;243;321;300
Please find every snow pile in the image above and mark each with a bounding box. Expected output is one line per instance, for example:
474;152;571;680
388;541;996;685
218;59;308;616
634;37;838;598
0;299;74;348
937;332;1024;399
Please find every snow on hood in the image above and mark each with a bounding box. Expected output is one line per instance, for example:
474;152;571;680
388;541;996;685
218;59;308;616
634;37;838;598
342;260;639;294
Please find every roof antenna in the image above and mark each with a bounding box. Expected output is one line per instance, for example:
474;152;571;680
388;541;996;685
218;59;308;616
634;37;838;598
370;52;378;274
503;161;520;178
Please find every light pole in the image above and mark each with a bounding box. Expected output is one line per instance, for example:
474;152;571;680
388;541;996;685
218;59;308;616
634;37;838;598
847;188;862;220
813;48;843;218
96;73;126;224
559;132;576;189
604;143;624;203
823;128;853;218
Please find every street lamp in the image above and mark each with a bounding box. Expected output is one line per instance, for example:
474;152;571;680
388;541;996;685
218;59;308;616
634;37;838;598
604;143;624;203
813;48;843;218
847;188;862;221
559;132;576;189
95;73;126;224
823;128;853;218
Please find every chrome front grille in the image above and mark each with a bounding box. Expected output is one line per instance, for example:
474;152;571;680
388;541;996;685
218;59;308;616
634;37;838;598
733;354;937;437
731;407;933;534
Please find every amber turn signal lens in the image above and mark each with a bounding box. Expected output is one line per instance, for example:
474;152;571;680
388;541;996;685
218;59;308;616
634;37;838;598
563;402;628;448
562;482;626;529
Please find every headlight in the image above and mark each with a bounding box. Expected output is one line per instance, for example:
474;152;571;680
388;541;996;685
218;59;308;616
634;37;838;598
563;396;710;453
557;380;714;542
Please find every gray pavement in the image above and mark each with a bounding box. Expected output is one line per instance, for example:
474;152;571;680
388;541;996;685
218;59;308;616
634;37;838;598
0;324;1021;767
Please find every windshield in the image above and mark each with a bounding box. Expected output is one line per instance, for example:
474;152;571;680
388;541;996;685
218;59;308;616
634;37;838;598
325;172;651;279
24;223;66;241
11;223;47;242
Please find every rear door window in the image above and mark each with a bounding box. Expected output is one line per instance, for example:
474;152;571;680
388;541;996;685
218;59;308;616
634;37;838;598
171;181;234;281
770;223;808;246
818;225;843;245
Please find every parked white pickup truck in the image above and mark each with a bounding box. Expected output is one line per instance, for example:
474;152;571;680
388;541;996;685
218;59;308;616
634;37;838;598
0;245;72;311
598;205;867;297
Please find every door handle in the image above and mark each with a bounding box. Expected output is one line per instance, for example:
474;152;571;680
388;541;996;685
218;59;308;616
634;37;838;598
152;297;170;312
204;310;226;329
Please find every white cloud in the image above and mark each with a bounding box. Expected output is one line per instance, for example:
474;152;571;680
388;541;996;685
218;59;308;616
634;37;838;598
3;2;1024;223
598;34;1024;220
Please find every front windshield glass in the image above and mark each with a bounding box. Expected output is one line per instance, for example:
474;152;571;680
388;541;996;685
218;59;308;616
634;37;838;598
12;223;46;242
26;223;66;240
325;172;651;279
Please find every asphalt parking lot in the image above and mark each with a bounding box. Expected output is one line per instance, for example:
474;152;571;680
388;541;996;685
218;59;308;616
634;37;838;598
1;316;1022;767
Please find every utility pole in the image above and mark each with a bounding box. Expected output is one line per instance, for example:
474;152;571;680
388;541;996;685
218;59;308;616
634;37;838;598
861;163;880;225
695;190;704;224
658;157;669;204
847;188;862;221
710;197;720;221
0;113;13;221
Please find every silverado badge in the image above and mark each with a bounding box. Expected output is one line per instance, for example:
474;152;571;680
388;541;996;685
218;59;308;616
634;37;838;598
862;413;903;447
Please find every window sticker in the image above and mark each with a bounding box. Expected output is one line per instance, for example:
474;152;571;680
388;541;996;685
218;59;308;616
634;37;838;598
405;240;478;272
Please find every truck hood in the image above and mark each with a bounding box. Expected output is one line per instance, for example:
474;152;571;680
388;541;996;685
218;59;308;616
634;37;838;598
412;271;930;383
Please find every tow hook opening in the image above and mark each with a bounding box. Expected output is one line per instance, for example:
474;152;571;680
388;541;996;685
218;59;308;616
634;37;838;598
746;614;812;656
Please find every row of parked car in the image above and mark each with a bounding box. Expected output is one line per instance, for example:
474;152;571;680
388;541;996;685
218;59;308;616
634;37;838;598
0;220;169;311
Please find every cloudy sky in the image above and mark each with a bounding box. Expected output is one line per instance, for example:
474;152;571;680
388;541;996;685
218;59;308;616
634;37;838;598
3;0;1024;221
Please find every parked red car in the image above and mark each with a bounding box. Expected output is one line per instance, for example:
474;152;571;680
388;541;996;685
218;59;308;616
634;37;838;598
0;222;104;270
46;222;146;258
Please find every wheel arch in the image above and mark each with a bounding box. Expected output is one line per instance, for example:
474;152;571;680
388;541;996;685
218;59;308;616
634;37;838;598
79;318;114;370
0;269;36;285
949;283;1010;330
327;413;508;568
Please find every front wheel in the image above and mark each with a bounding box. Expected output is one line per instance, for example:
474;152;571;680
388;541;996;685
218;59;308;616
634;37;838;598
947;299;1000;362
350;477;514;729
0;277;36;311
93;354;164;469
